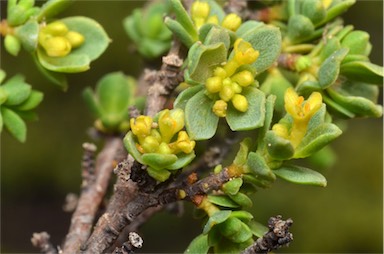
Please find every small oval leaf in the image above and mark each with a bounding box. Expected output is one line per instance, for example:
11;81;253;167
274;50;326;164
274;164;327;186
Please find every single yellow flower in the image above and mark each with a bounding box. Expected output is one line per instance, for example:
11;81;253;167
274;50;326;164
221;13;242;31
234;38;260;65
282;88;323;147
158;109;185;143
169;131;196;154
130;115;153;139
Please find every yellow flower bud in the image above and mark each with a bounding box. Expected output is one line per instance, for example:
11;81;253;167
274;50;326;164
231;70;254;87
213;67;227;78
205;76;222;94
130;115;153;138
221;13;242;31
158;109;185;143
158;142;172;154
234;38;259;65
272;123;289;139
206;15;219;25
212;100;227;117
65;31;85;48
175;131;196;154
219;83;235;101
42;36;72;57
191;1;210;20
230;82;242;94
142;136;160;153
43;21;69;36
232;94;248;112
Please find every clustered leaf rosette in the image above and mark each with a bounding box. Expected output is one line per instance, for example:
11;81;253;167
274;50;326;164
83;72;139;134
3;0;110;90
258;0;383;118
123;1;173;59
174;19;281;140
124;109;196;182
165;0;243;48
0;70;43;142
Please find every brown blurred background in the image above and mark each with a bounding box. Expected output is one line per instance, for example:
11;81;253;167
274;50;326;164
1;1;382;253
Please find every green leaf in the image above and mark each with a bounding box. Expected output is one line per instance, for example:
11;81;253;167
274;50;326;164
242;174;272;188
82;87;102;117
222;178;243;195
14;21;39;52
300;0;326;25
37;48;91;73
295;123;342;158
341;30;371;56
32;55;68;90
2;75;31;106
184;234;209;254
228;192;253;208
265;130;295;160
123;131;144;164
246;152;276;181
320;0;356;26
14;91;43;111
174;85;204;111
1;107;27;142
257;95;276;149
236;21;264;38
185;90;219;140
203;210;232;234
233;138;252;166
240;25;282;74
327;88;382;118
142;153;178;170
230;210;254;222
226;87;266;131
318;47;349;89
4;35;21;56
186;42;227;85
169;0;198;40
319;37;340;62
287;14;315;41
260;69;291;112
165;17;196;48
274;164;327;187
340;61;383;85
37;0;74;21
96;72;132;114
167;152;196;170
322;94;355;118
248;220;268;238
201;25;230;50
207;195;240;209
147;167;171;182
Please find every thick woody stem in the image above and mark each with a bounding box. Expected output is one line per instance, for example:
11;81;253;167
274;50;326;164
62;137;125;253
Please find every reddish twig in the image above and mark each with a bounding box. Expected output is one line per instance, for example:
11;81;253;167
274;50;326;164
62;137;125;253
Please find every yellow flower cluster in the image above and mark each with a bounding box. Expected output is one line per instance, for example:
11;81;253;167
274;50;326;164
130;109;196;155
206;39;259;117
273;88;322;148
39;21;85;57
191;1;242;31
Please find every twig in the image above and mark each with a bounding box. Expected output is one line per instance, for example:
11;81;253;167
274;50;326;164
241;215;293;254
113;232;143;254
31;232;58;254
62;137;125;253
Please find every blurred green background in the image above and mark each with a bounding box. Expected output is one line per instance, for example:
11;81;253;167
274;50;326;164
1;1;382;253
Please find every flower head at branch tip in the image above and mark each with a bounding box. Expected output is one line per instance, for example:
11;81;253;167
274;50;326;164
284;87;322;123
158;108;185;143
38;21;85;57
234;38;260;65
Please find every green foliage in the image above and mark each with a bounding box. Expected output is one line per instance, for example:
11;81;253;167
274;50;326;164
0;70;43;142
123;1;172;59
